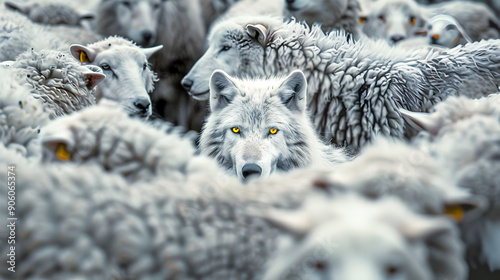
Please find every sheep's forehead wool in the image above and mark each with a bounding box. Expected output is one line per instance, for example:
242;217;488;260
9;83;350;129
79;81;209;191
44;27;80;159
88;36;138;53
26;3;84;26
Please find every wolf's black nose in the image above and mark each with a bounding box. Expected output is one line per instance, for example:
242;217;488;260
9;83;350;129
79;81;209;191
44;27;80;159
134;97;150;113
242;164;262;179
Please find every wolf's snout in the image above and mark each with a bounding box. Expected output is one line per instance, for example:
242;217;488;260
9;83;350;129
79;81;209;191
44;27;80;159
241;163;262;180
134;97;151;113
181;76;193;91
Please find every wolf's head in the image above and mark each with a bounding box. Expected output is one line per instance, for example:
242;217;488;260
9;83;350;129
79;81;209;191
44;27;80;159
200;69;335;182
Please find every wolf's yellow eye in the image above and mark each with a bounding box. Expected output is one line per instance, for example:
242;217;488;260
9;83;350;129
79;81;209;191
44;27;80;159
232;127;240;133
269;128;278;134
444;205;464;222
359;17;366;24
56;143;70;161
80;51;87;63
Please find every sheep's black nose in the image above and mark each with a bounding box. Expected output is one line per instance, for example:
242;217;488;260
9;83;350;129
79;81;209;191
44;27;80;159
181;77;193;91
390;35;405;44
142;31;153;45
134;97;150;113
242;164;262;179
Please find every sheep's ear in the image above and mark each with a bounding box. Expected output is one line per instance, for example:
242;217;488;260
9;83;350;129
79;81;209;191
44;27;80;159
40;129;75;162
399;108;443;134
255;208;312;238
83;70;106;90
443;196;487;222
209;70;238;112
5;1;32;15
246;23;268;47
70;44;96;63
277;70;307;113
142;45;163;59
400;216;451;242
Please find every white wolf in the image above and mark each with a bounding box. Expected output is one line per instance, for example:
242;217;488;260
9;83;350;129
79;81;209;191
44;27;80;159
95;0;162;46
70;36;163;119
200;69;348;182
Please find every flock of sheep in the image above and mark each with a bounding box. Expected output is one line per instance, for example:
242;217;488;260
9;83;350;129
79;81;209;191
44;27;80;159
1;0;500;279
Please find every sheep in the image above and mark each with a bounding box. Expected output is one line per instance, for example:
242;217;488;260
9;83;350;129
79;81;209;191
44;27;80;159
425;14;472;48
283;0;363;38
4;0;95;26
401;94;500;271
359;0;427;44
93;0;207;130
69;36;163;119
425;0;500;42
0;8;102;62
39;100;197;183
0;66;50;157
182;15;500;151
261;194;467;280
6;49;105;118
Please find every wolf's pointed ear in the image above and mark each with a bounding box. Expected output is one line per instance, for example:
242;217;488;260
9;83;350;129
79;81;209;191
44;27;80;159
70;44;96;63
400;108;443;134
246;23;268;47
278;70;307;113
4;1;32;15
142;45;163;59
209;70;238;112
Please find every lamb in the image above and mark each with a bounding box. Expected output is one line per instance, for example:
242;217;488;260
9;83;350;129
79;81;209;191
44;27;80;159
401;94;500;271
284;0;363;38
359;0;427;44
261;194;467;280
4;0;95;26
39;100;196;183
69;36;163;119
425;14;472;48
182;15;500;151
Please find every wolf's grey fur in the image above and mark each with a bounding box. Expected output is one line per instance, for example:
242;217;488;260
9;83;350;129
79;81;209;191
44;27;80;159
261;194;467;280
7;49;105;117
200;70;348;181
183;15;500;150
359;0;427;44
402;94;500;270
425;0;500;42
70;36;162;119
284;0;362;38
39;101;196;183
5;0;95;26
0;67;50;157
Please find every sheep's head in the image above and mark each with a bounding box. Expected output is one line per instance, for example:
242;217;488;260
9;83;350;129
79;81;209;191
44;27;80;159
70;36;163;120
9;50;105;117
5;1;95;26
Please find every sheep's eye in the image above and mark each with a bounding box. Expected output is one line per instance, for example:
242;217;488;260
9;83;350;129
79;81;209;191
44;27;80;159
378;14;386;22
410;16;416;26
56;143;70;161
79;51;87;63
143;63;148;70
101;64;111;70
445;24;457;31
386;265;399;276
427;24;432;30
221;46;231;51
269;128;278;134
231;127;240;133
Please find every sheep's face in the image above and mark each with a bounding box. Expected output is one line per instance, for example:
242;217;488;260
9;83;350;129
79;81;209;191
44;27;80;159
113;0;162;46
360;0;425;45
284;0;349;25
275;223;418;280
71;38;163;120
426;17;464;48
181;21;267;101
